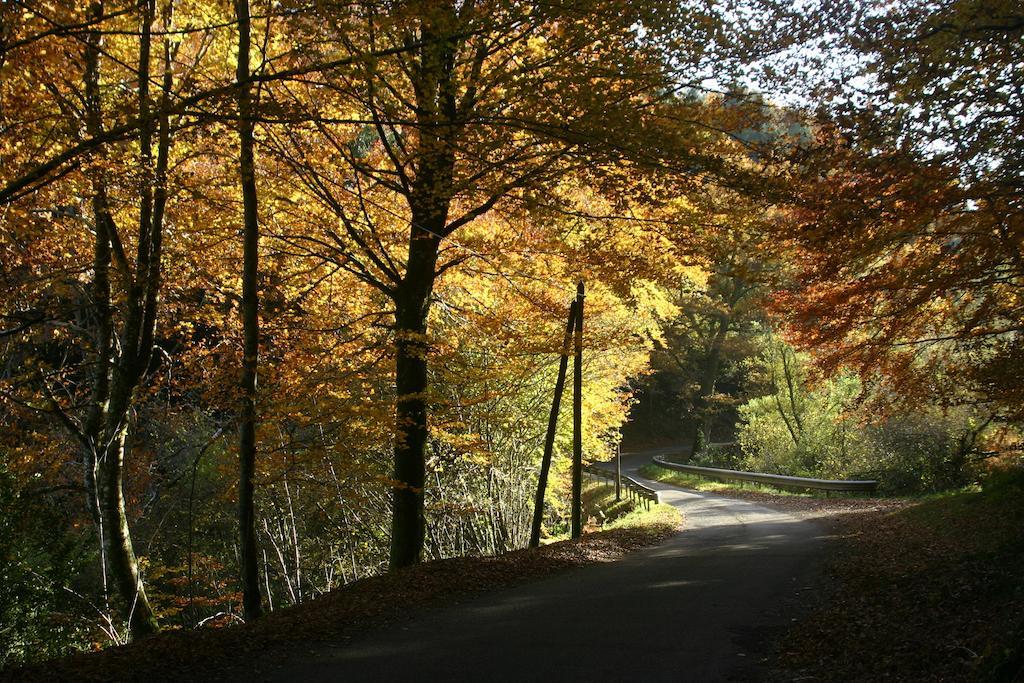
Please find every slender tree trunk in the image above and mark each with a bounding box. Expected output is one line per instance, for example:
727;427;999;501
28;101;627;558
98;418;159;636
687;313;731;456
234;0;264;621
571;282;584;540
83;199;111;549
769;343;801;445
82;0;112;533
529;300;578;548
781;346;803;433
85;339;161;637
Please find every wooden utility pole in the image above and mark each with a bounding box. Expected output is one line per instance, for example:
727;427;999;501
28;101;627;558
529;300;578;548
571;281;585;540
615;442;622;501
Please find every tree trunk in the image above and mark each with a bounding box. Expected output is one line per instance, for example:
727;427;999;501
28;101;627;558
388;2;457;568
235;0;264;622
687;313;731;456
83;196;112;535
389;223;442;568
78;0;165;638
98;418;159;636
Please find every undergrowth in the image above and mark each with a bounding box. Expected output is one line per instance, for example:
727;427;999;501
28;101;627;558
545;480;681;543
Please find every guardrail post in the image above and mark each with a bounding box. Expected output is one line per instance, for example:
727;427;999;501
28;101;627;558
615;442;622;501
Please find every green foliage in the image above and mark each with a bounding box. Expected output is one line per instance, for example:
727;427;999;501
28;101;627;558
627;246;769;449
855;414;985;494
0;463;92;668
688;441;745;470
735;336;992;494
737;336;864;478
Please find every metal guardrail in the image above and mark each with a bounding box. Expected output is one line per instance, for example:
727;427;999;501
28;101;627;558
584;465;659;509
651;456;879;493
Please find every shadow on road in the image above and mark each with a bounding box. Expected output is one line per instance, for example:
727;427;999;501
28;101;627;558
266;451;828;682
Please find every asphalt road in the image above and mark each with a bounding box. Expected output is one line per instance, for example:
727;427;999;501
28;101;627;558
266;449;826;682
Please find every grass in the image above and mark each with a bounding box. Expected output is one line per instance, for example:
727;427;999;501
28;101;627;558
543;480;682;543
639;462;840;499
586;481;682;531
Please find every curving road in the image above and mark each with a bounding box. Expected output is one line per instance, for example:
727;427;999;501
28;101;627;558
266;449;825;682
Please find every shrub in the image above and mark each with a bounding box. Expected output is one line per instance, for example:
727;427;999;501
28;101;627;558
0;464;93;669
853;413;986;494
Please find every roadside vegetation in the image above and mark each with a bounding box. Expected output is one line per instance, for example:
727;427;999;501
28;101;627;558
581;482;682;533
5;484;679;682
635;333;1009;497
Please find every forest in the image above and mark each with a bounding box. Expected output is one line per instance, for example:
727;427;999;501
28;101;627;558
0;0;1021;669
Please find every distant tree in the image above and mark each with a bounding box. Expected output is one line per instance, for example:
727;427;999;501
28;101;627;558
639;186;780;455
654;262;764;456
